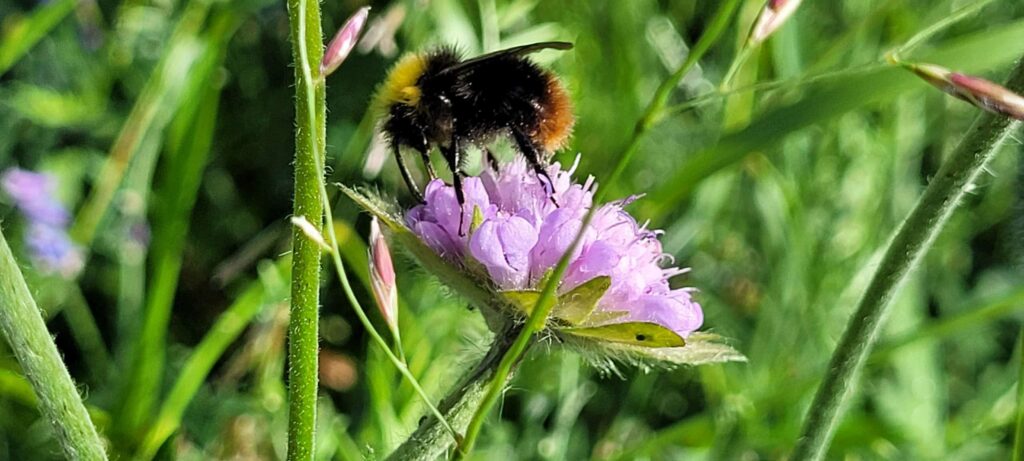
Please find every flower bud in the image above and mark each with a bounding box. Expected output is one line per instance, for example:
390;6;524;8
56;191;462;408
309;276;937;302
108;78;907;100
368;217;399;334
902;61;1024;120
749;0;803;46
320;6;371;79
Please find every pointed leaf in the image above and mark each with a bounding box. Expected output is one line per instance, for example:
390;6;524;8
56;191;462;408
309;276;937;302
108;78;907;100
563;322;685;347
556;276;611;324
501;290;540;316
603;333;745;366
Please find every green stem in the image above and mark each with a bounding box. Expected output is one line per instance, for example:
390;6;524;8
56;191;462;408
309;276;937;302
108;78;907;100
0;229;107;460
386;323;521;461
790;57;1024;461
0;0;77;76
1015;326;1024;461
454;2;743;457
609;0;741;194
288;0;460;451
285;0;326;456
454;3;745;457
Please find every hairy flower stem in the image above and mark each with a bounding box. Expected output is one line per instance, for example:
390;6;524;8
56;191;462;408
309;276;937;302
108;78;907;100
454;2;742;457
288;0;459;451
386;322;523;461
791;57;1024;461
0;229;107;460
285;0;325;456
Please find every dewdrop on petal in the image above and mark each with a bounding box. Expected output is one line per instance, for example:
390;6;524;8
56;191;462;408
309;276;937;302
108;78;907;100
749;0;803;45
320;6;370;79
899;60;1024;120
368;216;399;335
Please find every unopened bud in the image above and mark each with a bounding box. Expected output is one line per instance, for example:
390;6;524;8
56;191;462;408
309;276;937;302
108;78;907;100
320;6;371;79
368;217;399;335
901;61;1024;121
749;0;803;46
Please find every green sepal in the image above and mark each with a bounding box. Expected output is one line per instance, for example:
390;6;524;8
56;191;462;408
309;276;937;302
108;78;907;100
470;205;484;234
562;321;686;347
501;275;611;325
553;276;610;324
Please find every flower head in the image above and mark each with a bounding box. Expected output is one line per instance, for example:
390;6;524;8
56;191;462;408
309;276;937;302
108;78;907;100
1;168;84;277
405;156;702;337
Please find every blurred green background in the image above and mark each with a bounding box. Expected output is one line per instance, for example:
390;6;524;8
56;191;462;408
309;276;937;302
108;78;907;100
1;0;1024;459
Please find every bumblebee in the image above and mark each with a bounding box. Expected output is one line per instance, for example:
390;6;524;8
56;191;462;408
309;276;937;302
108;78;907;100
376;41;575;204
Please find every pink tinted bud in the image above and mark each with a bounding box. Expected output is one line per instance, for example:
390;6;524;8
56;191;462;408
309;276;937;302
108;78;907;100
948;72;1024;120
750;0;803;45
368;217;399;332
320;6;370;79
905;62;1024;121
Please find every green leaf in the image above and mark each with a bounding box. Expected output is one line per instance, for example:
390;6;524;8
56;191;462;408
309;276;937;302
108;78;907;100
501;289;540;315
556;276;611;324
563;322;686;348
500;275;611;325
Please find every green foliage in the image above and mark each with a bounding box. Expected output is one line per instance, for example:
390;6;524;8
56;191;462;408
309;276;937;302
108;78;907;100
0;0;1023;459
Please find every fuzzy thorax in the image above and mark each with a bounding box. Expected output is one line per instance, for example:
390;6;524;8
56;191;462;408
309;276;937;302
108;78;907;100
377;53;427;109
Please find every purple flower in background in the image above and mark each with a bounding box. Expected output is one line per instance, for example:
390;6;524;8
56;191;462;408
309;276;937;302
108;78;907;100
405;156;703;337
2;168;84;277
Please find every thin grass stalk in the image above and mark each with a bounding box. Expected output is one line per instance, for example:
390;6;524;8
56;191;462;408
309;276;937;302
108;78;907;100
791;57;1024;461
0;229;107;460
0;0;77;76
1015;326;1024;461
135;259;286;460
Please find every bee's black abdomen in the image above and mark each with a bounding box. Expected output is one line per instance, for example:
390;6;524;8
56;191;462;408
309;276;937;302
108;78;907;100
453;56;550;142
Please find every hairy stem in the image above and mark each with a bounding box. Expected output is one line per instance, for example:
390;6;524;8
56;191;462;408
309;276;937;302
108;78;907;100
285;0;326;456
791;57;1024;461
0;229;107;460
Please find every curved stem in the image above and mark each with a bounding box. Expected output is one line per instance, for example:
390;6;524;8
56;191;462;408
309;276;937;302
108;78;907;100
386;323;522;461
791;57;1024;461
288;1;460;447
0;229;107;460
285;0;325;456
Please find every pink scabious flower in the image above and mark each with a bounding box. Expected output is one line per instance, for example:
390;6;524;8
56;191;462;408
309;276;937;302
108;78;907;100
405;156;703;337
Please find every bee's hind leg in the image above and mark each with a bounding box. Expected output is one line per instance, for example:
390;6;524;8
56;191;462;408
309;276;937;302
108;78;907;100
510;128;558;206
440;138;469;235
417;147;438;180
